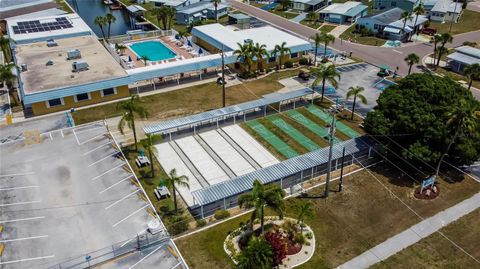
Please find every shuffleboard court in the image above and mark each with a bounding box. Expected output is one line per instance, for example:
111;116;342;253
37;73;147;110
268;115;320;151
285;110;341;144
222;125;279;168
246;120;298;159
154;143;203;207
199;130;256;176
175;136;230;185
306;105;361;138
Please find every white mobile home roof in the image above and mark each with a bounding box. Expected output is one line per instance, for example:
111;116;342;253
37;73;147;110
431;0;462;13
320;1;360;14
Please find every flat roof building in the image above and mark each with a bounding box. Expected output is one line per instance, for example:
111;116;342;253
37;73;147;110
429;0;463;23
319;1;368;24
447;46;480;73
175;1;229;25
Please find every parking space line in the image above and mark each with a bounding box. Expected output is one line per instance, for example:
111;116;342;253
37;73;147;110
0;216;45;224
99;175;133;194
0;200;41;207
0;235;48;243
112;204;149;228
0;255;55;265
120;228;147;248
83;141;111;155
49;132;53;140
60;129;64;138
105;189;140;210
88;151;120;167
74;125;106;135
128;244;164;269
79;132;107;145
0;172;35;178
0;185;39;191
171;261;183;269
72;128;80;145
91;164;124;181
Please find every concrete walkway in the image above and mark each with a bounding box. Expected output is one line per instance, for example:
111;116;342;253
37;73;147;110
330;24;350;38
290;12;307;23
336;192;480;269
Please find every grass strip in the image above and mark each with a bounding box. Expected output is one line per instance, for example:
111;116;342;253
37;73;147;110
257;118;309;155
296;107;351;141
278;113;329;148
240;122;286;161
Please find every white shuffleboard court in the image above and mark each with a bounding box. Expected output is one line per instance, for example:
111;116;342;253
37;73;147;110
175;136;230;185
154;143;202;207
222;125;279;168
200;130;255;176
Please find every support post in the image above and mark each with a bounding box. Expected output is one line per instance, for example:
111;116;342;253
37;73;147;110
264;105;267;117
223;198;226;210
324;110;336;198
221;44;226;108
201;205;204;219
293;100;296;109
338;147;346;192
368;147;372;158
169;132;172;141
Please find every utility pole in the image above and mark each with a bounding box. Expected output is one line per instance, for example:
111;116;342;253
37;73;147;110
324;109;336;198
338;147;346;192
221;44;226;108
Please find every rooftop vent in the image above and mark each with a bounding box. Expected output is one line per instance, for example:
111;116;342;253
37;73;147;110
21;64;28;72
46;39;58;47
46;60;54;66
67;49;81;60
72;61;89;72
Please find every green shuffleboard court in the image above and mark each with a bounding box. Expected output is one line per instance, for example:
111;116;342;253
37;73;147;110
306;105;361;138
285;110;341;144
268;115;320;151
246;120;298;158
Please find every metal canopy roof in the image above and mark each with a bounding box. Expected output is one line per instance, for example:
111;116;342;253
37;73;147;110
143;88;314;134
191;137;370;206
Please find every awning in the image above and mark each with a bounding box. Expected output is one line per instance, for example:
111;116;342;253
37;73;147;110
193;13;202;17
383;26;400;34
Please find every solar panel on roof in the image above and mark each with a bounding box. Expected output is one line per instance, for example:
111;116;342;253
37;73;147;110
13;17;72;34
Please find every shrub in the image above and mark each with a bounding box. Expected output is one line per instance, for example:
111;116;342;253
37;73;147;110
299;57;309;65
264;231;288;266
167;215;189;235
281;219;297;234
238;71;257;79
238;229;254;249
284;60;293;68
293;232;306;245
214;209;230;220
196;219;207;228
305;232;313;239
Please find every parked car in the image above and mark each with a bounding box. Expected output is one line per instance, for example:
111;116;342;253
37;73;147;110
421;27;437;36
298;68;310;81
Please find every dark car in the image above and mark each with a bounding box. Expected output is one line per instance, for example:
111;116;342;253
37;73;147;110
421;27;437;36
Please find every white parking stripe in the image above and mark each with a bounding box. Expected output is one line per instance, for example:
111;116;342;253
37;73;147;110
0;200;41;207
113;204;149;228
105;189;140;210
83;141;111;155
0;216;45;224
91;164;124;181
79;132;107;145
74;125;106;135
99;175;133;194
128;244;164;269
0;255;55;265
72;128;80;145
88;151;120;167
0;235;48;243
0;185;39;191
0;172;35;178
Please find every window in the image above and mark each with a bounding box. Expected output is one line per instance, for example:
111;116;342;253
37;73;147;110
47;98;63;108
374;24;379;29
101;88;116;97
291;52;298;58
391;2;396;6
74;92;90;102
268;56;276;63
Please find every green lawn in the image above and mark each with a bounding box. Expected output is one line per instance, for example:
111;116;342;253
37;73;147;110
300;19;323;30
339;25;386;46
72;69;300;124
430;10;480;35
270;8;299;19
175;163;480;269
319;24;336;33
371;208;480;269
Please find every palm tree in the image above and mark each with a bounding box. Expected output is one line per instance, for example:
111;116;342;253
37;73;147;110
311;64;340;103
272;42;291;70
238;180;285;234
94;16;107;40
464;63;480;90
436;33;453;67
211;0;222;22
115;43;127;55
236;237;273;269
0;34;12;63
346;86;367;120
105;13;116;39
252;43;269;73
0;63;16;89
166;6;176;30
404;53;420;75
306;11;318;23
311;33;322;66
116;95;148;150
165;168;190;213
139;55;149;66
410;4;424;40
153;8;166;29
292;201;315;232
431;34;442;67
177;30;189;42
401;11;413;39
141;134;160;178
435;100;480;177
234;42;254;73
318;32;335;59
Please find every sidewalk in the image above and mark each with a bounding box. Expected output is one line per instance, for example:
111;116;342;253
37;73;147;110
336;192;480;269
290;12;307;23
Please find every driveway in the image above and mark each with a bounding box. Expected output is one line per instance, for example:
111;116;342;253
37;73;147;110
467;0;480;12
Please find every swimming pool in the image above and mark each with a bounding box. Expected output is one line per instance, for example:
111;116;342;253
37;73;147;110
128;40;176;62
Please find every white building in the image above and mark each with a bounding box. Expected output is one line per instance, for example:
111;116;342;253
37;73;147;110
429;0;463;23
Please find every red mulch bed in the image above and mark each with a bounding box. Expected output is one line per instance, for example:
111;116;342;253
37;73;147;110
414;185;440;200
286;240;302;255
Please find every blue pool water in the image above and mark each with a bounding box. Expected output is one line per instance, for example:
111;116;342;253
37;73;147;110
129;41;176;61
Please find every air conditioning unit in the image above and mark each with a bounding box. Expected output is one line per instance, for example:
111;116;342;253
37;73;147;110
67;49;81;60
21;64;28;72
47;39;58;47
72;61;89;72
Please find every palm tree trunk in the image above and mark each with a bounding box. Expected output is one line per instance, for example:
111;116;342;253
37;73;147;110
435;128;460;177
351;95;356;120
108;23;111;39
149;149;154;178
410;15;419;41
173;184;178;212
408;64;413;75
314;45;318;66
436;44;445;67
260;206;265;234
323;41;327;57
215;5;218;23
321;77;326;103
433;42;437;67
130;111;138;151
468;79;472;90
100;26;106;40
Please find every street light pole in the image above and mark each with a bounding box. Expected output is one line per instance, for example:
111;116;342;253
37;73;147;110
324;110;336;198
221;44;226;108
338;147;346;192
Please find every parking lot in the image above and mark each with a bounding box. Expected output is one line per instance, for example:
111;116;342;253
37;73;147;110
0;122;176;268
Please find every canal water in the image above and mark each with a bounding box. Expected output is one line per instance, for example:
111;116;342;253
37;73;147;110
67;0;132;37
